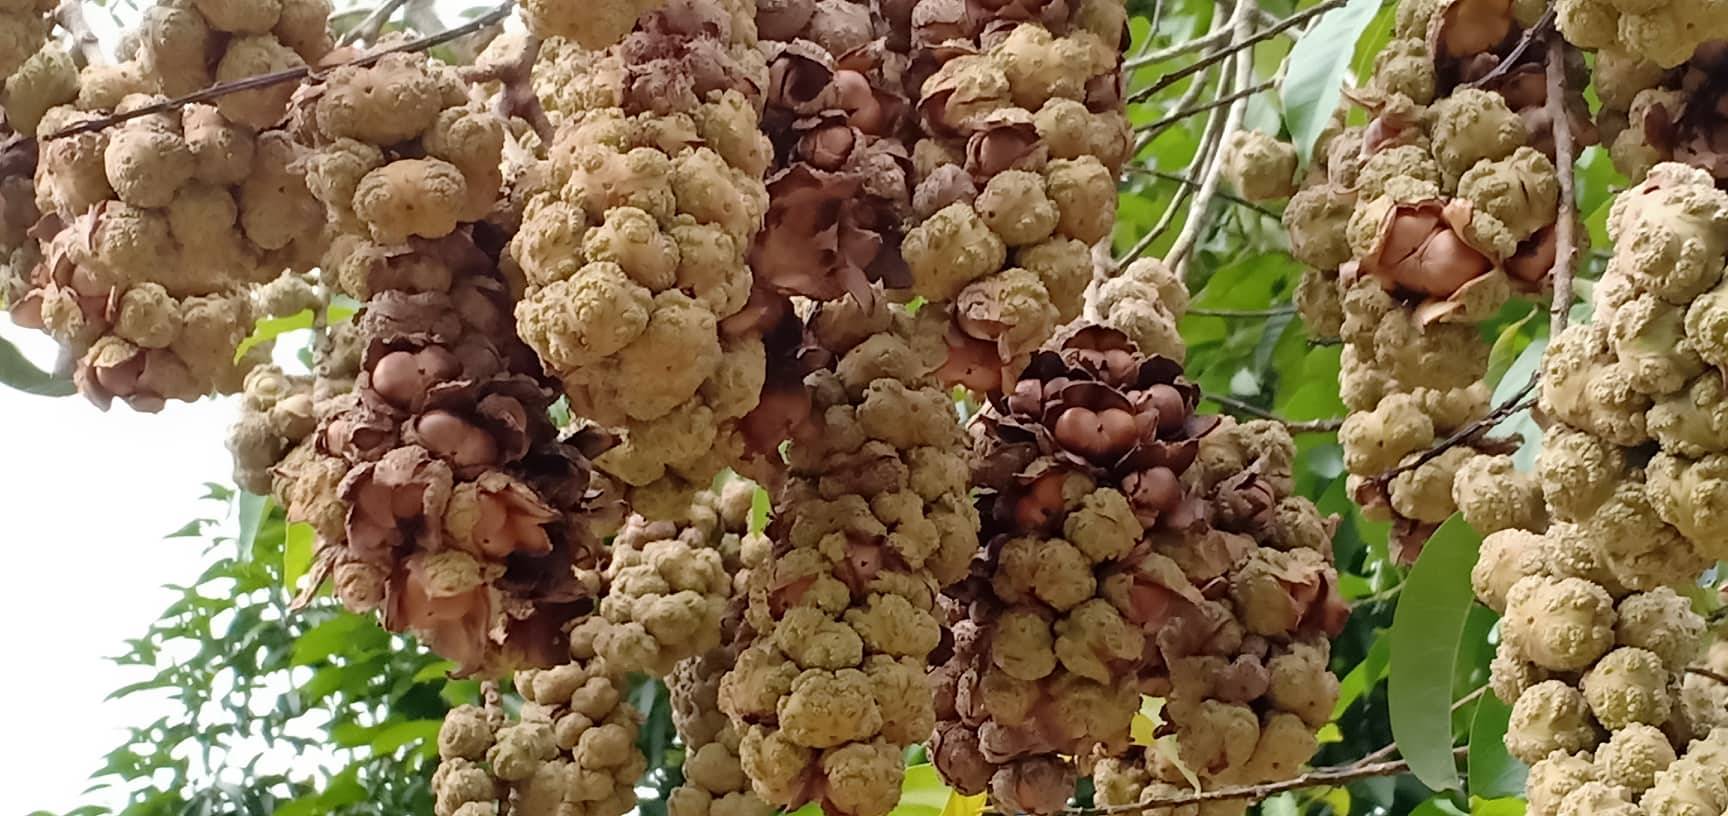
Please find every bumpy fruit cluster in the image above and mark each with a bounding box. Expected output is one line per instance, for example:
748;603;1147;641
433;620;648;816
1593;42;1727;188
931;325;1208;813
1555;0;1728;69
903;0;1130;392
510;0;772;520
1285;0;1586;556
12;67;326;409
589;487;752;677
718;297;979;816
666;480;775;816
1465;162;1728;815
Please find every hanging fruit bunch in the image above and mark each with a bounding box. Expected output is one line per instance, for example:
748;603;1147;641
11;61;326;410
1284;0;1589;558
511;0;773;520
896;0;1131;393
433;618;649;816
1555;0;1728;70
0;0;58;81
718;296;980;816
666;479;776;816
268;45;609;675
1463;161;1728;816
1593;42;1727;187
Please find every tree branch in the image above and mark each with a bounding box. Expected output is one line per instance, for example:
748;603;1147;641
44;0;517;140
1165;0;1254;275
54;0;104;68
1126;0;1348;104
1122;165;1281;218
1207;394;1343;433
338;0;412;46
1187;304;1297;317
1687;667;1728;685
1463;7;1555;91
1376;381;1538;483
1546;35;1579;337
1054;748;1468;814
1134;79;1276;137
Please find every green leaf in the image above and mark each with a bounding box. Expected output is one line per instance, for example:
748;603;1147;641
234;309;314;362
1281;0;1384;159
1471;796;1528;816
1467;687;1527;799
1390;515;1482;791
370;719;442;755
1412;797;1470;816
282;522;314;595
236;492;270;561
1333;630;1391;719
896;764;952;816
292;614;370;666
750;485;771;536
0;334;74;396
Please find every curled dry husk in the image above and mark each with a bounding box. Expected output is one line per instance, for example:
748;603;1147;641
717;296;980;816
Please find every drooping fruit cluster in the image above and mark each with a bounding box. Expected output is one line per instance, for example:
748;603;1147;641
901;0;1130;392
433;620;648;816
12;67;327;409
1592;42;1727;188
930;324;1209;814
718;297;980;816
263;47;613;675
1285;0;1585;557
1088;410;1348;816
589;486;749;677
666;480;775;816
1555;0;1728;69
1465;162;1728;816
509;0;772;520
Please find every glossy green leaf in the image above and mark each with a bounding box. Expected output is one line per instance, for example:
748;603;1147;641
282;522;314;595
1390;516;1482;791
1281;0;1383;159
370;719;441;755
896;764;953;816
235;492;270;561
750;485;771;535
1471;796;1528;816
1467;687;1527;799
0;334;74;397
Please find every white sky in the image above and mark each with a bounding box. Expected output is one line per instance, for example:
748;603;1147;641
1;2;487;811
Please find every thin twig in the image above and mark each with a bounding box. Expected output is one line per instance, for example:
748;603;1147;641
1125;25;1235;69
1127;0;1348;104
1188;304;1297;317
54;0;104;68
1464;7;1556;91
1053;748;1469;814
1346;686;1486;769
338;0;412;46
1377;385;1538;483
1122;165;1280;218
1134;78;1276;137
1165;0;1254;275
1207;394;1344;433
1687;667;1728;685
44;0;517;140
1545;35;1579;337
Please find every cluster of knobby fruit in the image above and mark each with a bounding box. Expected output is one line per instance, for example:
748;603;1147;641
6;36;330;411
664;480;775;816
900;0;1129;393
129;0;334;125
931;320;1343;816
718;295;980;816
1285;0;1592;559
1593;42;1727;189
1463;162;1728;816
510;0;774;520
1555;0;1728;71
433;620;649;816
263;46;611;676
